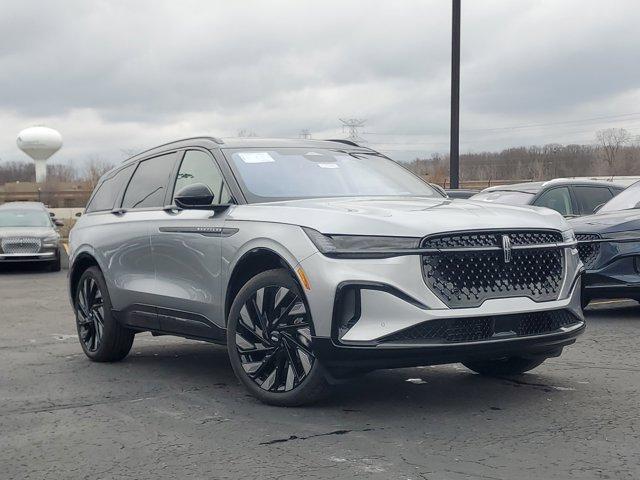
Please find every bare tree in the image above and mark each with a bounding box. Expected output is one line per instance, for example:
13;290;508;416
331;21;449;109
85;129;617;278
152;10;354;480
46;163;77;183
82;156;115;187
596;128;631;174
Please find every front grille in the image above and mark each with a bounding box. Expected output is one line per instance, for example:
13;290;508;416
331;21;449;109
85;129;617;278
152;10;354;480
1;237;42;254
576;233;600;270
381;310;579;344
422;230;565;308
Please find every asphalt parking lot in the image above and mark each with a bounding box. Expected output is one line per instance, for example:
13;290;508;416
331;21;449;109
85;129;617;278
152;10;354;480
1;267;639;480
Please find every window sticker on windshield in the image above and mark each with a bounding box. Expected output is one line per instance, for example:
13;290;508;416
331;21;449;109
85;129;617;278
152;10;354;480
317;163;339;169
238;152;275;164
305;152;323;156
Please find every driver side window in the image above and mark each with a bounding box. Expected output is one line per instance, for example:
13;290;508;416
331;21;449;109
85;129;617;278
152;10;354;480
534;187;574;216
172;150;231;205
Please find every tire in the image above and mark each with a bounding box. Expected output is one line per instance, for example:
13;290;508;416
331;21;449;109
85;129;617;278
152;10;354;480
74;266;134;362
226;269;330;406
48;251;61;272
463;357;546;376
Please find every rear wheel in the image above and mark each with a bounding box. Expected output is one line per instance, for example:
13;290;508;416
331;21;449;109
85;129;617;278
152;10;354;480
227;269;329;406
74;266;134;362
463;357;545;376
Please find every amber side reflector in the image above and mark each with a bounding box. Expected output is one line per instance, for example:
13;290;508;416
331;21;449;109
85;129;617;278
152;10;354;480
296;267;311;291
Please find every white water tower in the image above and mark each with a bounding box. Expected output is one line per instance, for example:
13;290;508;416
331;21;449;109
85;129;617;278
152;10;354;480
17;126;63;183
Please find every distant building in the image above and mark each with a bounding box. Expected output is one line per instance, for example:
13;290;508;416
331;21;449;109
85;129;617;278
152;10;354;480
0;181;91;207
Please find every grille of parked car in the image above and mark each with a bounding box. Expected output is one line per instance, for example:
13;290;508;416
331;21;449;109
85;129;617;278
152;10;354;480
421;230;565;308
1;237;42;254
575;233;601;270
381;309;579;344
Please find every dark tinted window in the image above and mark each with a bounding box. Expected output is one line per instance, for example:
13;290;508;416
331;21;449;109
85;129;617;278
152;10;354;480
172;150;232;204
122;153;176;209
533;187;574;216
573;186;614;215
86;164;134;213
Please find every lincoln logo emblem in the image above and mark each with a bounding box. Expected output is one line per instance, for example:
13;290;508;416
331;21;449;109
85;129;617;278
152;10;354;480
502;235;512;263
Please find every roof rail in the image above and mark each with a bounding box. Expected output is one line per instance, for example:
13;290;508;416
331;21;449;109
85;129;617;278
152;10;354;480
325;139;360;147
124;136;225;162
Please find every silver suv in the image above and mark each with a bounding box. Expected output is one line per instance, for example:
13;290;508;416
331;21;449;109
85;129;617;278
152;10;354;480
0;202;63;271
68;137;584;406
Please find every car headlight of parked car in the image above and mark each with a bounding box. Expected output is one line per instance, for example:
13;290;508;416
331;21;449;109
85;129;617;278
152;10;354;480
42;235;60;248
303;227;420;257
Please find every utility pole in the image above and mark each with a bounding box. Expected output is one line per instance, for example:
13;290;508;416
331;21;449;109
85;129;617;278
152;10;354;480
339;118;366;142
450;0;461;189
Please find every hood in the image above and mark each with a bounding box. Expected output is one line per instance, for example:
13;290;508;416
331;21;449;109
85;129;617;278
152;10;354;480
0;226;57;239
568;209;640;235
228;196;568;237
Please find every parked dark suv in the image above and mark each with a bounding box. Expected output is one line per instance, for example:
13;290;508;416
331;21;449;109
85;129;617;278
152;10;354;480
471;179;624;217
68;137;584;406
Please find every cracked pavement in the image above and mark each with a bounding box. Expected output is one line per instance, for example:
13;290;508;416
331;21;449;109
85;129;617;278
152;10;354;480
1;267;639;479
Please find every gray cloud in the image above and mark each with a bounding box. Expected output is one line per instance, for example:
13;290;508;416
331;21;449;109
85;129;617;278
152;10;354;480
1;0;639;165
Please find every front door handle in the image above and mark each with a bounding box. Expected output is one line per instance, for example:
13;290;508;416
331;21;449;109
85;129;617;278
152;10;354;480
111;208;127;216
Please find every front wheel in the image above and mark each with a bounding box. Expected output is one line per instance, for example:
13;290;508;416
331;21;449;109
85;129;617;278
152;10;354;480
226;269;329;406
463;357;546;376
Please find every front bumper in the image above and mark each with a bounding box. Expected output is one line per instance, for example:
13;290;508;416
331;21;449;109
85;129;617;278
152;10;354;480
298;247;583;371
0;249;58;263
312;322;584;372
580;239;640;300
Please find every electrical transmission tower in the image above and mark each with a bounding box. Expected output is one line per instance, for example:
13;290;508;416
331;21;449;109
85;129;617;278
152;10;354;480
299;129;312;139
339;118;366;142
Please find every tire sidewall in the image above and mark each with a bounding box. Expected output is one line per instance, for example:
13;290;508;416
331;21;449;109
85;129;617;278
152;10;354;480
226;269;327;406
74;267;117;361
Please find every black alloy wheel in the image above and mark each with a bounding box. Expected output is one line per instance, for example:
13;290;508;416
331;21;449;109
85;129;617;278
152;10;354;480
74;266;134;362
236;284;314;391
227;269;329;406
76;275;105;352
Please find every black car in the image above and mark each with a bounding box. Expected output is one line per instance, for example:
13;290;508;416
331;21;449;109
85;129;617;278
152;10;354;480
569;181;640;304
471;179;625;217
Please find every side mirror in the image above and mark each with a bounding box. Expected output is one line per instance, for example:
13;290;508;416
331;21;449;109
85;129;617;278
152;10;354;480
174;183;215;209
75;212;82;218
593;203;604;213
54;219;64;227
49;212;55;217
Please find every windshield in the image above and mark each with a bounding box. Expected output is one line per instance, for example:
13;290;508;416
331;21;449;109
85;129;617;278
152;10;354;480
224;148;439;202
0;209;51;228
598;181;639;213
470;190;535;205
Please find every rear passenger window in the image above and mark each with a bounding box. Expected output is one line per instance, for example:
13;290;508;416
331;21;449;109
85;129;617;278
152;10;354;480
86;164;134;213
573;186;614;215
122;153;176;209
172;150;232;204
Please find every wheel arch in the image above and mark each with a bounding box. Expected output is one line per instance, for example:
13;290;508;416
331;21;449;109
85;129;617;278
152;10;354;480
69;251;102;304
224;247;302;324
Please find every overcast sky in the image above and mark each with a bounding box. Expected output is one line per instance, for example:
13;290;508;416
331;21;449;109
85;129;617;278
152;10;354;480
1;0;639;166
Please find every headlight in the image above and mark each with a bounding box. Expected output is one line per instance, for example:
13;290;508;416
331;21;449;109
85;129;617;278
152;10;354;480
562;230;577;244
42;235;60;247
303;227;419;257
602;231;640;242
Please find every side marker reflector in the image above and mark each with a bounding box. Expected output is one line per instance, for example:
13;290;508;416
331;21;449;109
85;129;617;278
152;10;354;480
296;267;311;291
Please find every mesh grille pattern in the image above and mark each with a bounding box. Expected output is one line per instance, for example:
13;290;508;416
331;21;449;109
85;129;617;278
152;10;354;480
382;310;579;344
422;231;565;308
576;233;601;270
1;237;42;254
422;230;563;249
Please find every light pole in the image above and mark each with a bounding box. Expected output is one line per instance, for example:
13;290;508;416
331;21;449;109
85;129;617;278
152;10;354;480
450;0;461;189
